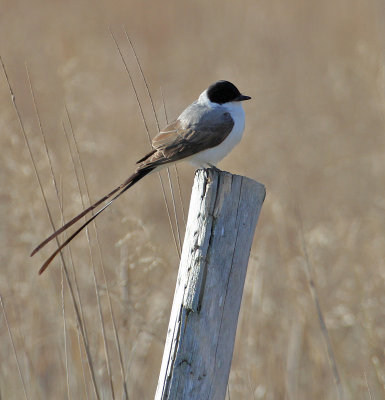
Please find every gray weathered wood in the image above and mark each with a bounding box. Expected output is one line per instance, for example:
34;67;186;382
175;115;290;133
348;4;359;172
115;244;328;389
155;168;265;400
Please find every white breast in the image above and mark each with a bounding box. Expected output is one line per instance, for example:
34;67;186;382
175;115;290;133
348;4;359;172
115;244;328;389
188;101;246;168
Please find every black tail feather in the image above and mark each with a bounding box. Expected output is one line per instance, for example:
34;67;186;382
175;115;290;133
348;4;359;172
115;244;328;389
33;167;154;274
136;149;156;164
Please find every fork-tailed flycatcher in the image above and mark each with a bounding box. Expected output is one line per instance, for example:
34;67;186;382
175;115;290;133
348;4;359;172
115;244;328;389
31;80;251;274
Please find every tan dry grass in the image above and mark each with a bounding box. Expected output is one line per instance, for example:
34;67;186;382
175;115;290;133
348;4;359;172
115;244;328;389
1;0;385;398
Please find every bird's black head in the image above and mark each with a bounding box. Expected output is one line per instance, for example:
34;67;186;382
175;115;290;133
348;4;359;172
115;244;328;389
206;80;251;104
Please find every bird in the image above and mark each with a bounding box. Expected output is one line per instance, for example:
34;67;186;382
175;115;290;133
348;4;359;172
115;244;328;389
31;80;251;274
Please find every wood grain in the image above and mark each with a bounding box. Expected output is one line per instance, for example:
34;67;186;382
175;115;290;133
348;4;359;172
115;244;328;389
155;168;265;400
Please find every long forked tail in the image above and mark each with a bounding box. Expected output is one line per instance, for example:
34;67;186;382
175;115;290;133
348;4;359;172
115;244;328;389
32;167;154;274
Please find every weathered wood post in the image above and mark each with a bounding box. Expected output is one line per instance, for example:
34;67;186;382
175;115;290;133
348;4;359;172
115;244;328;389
155;168;265;400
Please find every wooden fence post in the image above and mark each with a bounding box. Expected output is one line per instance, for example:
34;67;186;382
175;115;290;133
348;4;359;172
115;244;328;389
155;168;266;400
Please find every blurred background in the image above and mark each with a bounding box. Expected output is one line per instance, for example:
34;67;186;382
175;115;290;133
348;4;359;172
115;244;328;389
1;0;385;398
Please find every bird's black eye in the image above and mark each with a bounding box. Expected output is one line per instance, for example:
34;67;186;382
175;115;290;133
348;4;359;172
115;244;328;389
207;80;241;104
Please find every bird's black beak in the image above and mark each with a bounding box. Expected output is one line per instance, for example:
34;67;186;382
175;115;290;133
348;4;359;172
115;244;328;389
235;94;251;101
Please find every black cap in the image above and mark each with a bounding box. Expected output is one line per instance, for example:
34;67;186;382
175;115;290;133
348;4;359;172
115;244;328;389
207;80;251;104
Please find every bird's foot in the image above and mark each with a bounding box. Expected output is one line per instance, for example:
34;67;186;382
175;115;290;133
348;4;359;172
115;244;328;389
206;163;222;173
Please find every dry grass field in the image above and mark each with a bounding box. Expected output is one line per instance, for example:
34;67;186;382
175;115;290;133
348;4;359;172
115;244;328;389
1;0;385;398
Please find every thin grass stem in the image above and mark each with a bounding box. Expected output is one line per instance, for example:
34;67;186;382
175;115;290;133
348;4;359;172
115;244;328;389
296;209;344;400
65;106;129;399
109;28;180;258
25;63;92;398
125;31;185;246
61;119;115;400
0;295;30;400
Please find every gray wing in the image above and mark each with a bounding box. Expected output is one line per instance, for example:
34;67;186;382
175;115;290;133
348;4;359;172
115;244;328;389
137;103;234;168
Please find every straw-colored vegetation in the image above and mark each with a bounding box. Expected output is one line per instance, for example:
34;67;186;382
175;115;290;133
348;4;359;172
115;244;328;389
1;1;384;398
